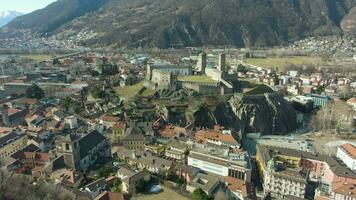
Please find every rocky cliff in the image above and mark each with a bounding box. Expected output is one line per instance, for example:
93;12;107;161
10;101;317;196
192;92;297;136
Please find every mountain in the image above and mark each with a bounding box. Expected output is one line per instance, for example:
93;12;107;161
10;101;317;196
0;0;110;38
0;11;22;28
1;0;356;48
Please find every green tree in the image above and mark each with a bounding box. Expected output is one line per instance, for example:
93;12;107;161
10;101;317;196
91;86;106;99
98;165;114;178
193;188;208;200
236;64;248;74
26;84;44;99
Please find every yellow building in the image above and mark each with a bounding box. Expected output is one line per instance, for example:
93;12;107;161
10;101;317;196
256;145;301;179
0;132;27;159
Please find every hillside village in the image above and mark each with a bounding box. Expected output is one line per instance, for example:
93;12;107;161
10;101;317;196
0;47;354;200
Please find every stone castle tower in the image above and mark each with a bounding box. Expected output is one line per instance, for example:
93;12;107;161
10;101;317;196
197;52;207;74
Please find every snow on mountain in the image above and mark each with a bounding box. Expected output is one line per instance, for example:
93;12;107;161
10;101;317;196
0;11;23;28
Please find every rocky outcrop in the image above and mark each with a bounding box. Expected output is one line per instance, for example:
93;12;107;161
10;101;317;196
192;92;297;136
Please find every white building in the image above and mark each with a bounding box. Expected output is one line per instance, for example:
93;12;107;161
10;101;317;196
187;145;251;182
336;143;356;171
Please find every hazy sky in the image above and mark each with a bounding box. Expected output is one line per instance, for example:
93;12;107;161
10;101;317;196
0;0;57;13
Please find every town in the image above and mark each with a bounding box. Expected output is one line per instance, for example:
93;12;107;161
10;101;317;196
0;45;354;200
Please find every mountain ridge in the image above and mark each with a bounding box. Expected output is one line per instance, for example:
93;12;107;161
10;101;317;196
1;0;356;48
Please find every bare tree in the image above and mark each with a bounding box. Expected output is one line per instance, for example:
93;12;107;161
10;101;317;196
310;101;354;134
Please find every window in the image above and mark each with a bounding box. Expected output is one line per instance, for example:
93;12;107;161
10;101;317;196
66;144;70;150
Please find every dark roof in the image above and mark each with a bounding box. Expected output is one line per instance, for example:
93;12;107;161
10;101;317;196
44;155;66;173
79;131;107;158
53;110;66;118
10;144;40;160
0;132;23;147
84;178;107;191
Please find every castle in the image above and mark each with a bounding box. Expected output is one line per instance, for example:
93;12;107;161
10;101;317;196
145;53;237;95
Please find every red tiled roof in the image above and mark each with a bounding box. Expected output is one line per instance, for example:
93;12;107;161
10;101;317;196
340;143;356;159
347;97;356;104
224;177;250;198
100;115;120;123
114;122;126;129
8;108;21;116
195;129;239;145
159;125;186;138
333;183;356;198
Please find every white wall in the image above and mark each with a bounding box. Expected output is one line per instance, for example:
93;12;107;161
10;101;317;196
337;147;356;170
188;156;228;176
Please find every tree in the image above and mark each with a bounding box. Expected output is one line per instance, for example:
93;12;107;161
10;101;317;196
236;64;248;74
91;86;106;99
337;85;352;100
26;84;44;99
193;188;208;200
310;101;354;134
98;165;114;178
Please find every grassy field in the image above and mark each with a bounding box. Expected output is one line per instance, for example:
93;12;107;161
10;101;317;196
19;54;60;61
244;84;274;95
115;82;144;99
133;186;191;200
178;75;218;83
243;56;324;69
140;87;156;97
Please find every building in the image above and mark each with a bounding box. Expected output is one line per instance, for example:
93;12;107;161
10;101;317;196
256;144;356;197
306;94;332;108
1;105;27;127
0;132;27;159
99;114;120;128
197;52;207;74
186;172;223;195
263;158;307;199
336;143;356;171
4;82;32;96
121;132;146;150
121;169;150;194
164;141;187;162
82;178;107;199
188;144;251;182
57;131;111;171
195;126;240;149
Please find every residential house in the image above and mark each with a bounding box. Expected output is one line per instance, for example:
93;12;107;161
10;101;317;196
186;172;223;195
121;170;150;194
82;178;107;199
0;132;27;159
165;141;188;162
194;126;240;149
336;143;356;171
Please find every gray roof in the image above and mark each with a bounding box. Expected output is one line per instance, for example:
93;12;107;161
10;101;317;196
84;178;106;192
79;131;107;158
117;166;135;177
188;172;222;193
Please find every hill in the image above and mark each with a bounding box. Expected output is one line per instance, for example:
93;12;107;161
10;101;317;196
1;0;356;48
0;0;110;38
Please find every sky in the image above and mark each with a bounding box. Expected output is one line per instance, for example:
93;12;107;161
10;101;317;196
0;0;57;13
